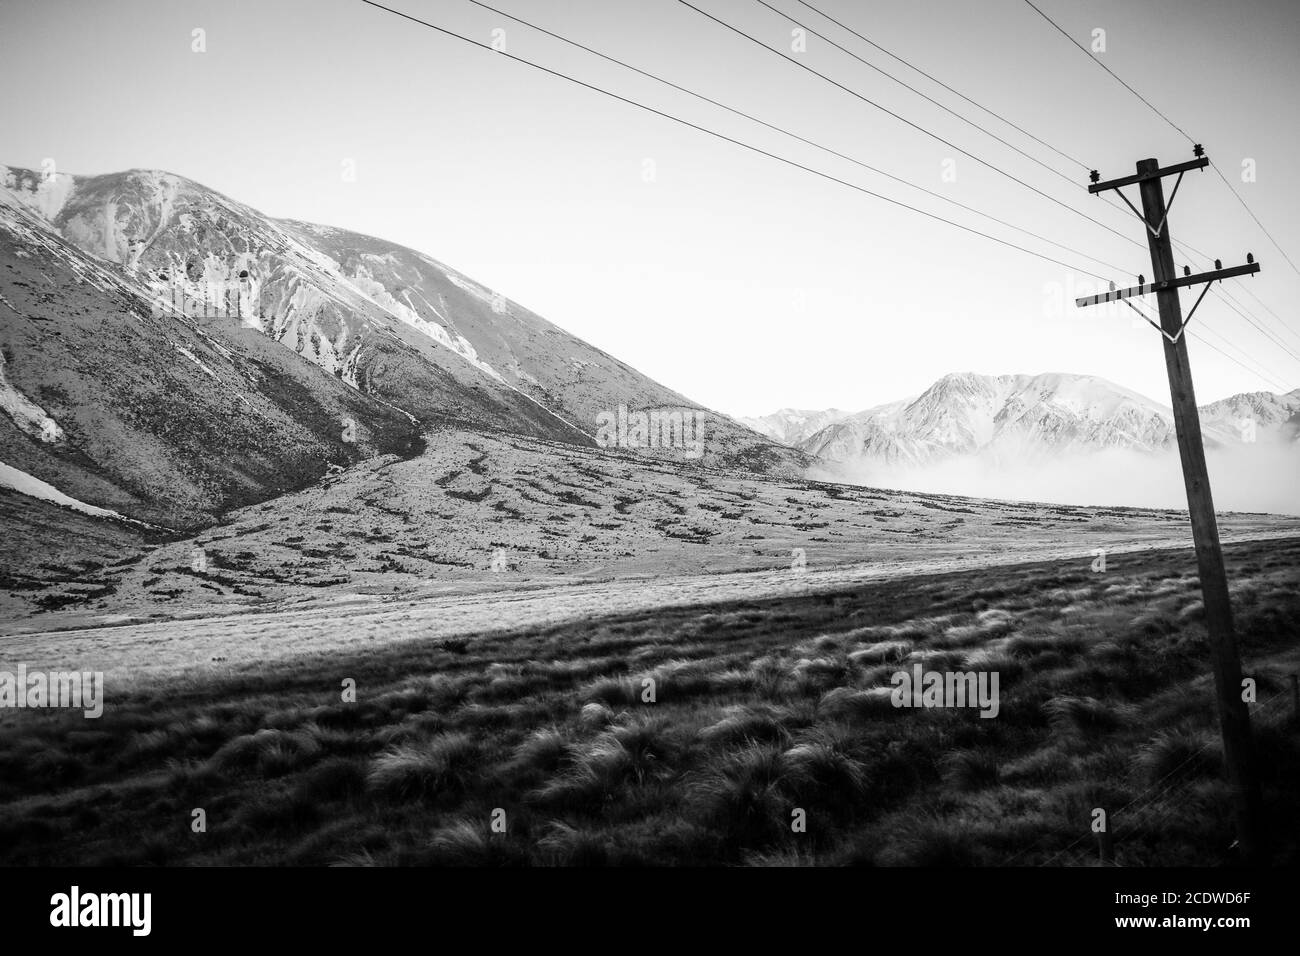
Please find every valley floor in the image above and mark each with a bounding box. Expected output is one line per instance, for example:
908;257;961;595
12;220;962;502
3;426;1299;666
3;428;1299;866
1;536;1297;866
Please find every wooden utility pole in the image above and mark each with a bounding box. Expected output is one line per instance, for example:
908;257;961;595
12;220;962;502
1077;149;1264;864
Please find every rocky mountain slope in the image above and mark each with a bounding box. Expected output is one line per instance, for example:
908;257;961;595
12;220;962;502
1199;388;1300;442
1;164;798;475
791;372;1296;468
737;407;854;446
0;189;422;530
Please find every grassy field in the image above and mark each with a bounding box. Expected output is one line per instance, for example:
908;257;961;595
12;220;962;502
7;427;1298;635
2;536;1297;866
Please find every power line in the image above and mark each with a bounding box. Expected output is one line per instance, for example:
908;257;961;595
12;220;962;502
357;0;1113;280
1162;228;1300;361
461;0;1127;275
1190;327;1294;393
359;0;1294;393
1125;299;1292;392
1211;162;1300;276
1020;0;1195;144
781;0;1300;352
491;0;1295;382
675;0;1145;253
687;0;1300;379
1125;299;1292;395
752;0;1084;190
792;0;1090;172
1208;287;1300;366
1163;230;1300;359
1020;0;1300;279
1227;277;1300;347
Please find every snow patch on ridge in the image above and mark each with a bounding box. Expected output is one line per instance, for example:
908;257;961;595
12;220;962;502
345;262;505;383
0;350;64;443
0;460;134;522
0;164;77;221
171;344;218;379
0;191;144;307
444;271;504;310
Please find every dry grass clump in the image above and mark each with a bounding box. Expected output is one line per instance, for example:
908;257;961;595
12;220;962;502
366;732;479;800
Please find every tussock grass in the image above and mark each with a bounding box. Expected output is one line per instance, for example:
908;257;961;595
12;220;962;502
2;537;1298;866
1133;728;1222;786
940;748;1000;791
511;726;573;775
1042;696;1126;739
690;743;791;850
209;728;322;776
744;847;819;867
418;819;529;866
297;756;368;800
536;821;612;866
819;686;897;722
848;640;912;665
330;849;381;867
366;733;478;801
961;646;1023;680
783;724;870;814
871;812;986;866
699;706;790;747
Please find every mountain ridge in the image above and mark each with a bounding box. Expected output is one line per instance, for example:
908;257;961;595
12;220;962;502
0;162;807;529
745;372;1299;470
1;163;802;477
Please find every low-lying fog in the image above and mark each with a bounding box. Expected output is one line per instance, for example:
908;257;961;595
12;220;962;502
814;437;1300;515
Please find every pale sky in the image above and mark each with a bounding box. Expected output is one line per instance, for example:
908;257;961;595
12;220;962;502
2;0;1298;416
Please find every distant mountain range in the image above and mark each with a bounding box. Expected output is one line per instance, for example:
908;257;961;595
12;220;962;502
738;407;853;447
3;163;1293;530
0;164;799;527
744;371;1300;473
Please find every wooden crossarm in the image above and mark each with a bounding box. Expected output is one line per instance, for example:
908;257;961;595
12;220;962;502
1075;261;1259;308
1088;156;1209;194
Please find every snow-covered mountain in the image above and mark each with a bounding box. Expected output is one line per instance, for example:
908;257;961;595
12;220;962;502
1199;389;1300;444
737;407;854;446
0;184;421;528
0;164;799;476
783;372;1297;470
